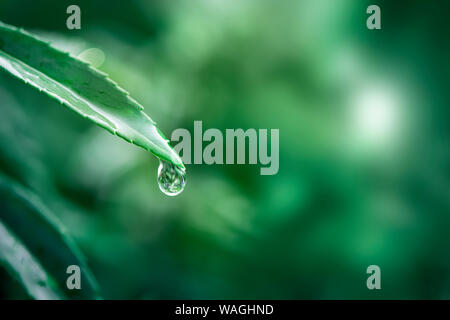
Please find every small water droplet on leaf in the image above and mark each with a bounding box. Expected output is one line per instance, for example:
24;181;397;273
157;160;186;196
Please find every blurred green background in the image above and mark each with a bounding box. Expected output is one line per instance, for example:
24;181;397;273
0;0;449;299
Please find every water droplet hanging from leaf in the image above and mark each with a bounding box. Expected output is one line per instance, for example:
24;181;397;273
158;160;186;196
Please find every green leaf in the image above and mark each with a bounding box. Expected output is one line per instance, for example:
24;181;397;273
0;173;101;299
0;21;184;170
0;222;64;299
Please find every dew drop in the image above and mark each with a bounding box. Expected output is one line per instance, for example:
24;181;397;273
157;160;186;196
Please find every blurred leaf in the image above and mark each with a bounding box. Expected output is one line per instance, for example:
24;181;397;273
0;173;100;299
0;21;183;169
0;221;63;300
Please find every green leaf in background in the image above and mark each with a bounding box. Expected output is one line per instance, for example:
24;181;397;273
0;174;100;299
0;20;184;170
0;222;63;300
